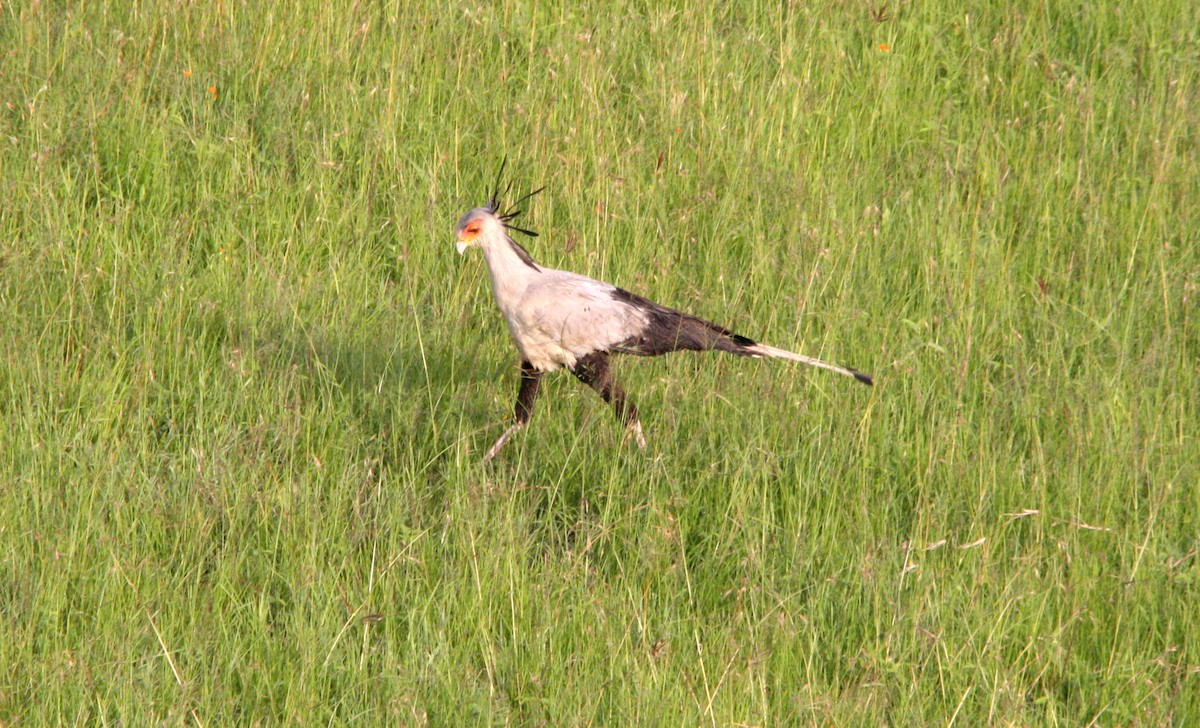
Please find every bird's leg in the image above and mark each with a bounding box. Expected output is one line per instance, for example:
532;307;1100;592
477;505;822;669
483;360;542;462
570;352;647;449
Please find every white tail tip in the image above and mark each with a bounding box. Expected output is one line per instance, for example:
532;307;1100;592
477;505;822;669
748;343;873;386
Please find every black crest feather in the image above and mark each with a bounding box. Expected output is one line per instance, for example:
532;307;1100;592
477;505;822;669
486;158;543;237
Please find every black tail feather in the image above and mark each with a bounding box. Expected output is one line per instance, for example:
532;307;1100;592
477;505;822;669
610;288;758;357
608;287;874;385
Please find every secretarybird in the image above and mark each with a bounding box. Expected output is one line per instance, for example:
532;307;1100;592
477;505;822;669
456;172;872;462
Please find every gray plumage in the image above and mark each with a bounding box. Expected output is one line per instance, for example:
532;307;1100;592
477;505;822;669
455;193;871;461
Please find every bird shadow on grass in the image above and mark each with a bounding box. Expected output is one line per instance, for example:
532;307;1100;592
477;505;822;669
310;330;496;451
217;298;502;472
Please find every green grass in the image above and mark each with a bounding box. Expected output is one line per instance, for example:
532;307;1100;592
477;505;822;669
2;0;1198;723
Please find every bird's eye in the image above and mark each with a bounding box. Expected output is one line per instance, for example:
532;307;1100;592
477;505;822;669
466;223;481;234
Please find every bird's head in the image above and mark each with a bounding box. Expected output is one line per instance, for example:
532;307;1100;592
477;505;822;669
455;161;542;255
454;207;504;255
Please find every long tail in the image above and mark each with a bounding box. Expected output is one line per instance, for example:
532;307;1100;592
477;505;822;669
744;342;873;386
609;288;873;386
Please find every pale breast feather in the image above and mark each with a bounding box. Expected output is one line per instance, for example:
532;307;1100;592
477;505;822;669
520;271;648;363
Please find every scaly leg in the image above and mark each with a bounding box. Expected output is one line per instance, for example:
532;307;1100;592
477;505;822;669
483;361;542;462
570;352;647;449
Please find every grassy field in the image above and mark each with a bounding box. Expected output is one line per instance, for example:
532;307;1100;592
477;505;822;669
2;0;1198;724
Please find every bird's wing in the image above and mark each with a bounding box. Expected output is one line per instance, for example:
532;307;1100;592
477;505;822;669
517;270;648;363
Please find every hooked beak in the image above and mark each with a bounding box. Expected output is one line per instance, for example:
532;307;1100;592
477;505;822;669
456;241;469;255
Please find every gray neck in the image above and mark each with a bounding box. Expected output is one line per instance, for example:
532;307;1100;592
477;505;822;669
482;234;541;310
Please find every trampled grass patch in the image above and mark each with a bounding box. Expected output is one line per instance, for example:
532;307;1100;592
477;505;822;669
2;0;1197;723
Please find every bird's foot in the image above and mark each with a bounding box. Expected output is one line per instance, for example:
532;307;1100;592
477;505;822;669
628;421;647;450
482;422;525;463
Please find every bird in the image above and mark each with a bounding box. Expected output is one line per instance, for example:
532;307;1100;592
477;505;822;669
455;167;872;462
